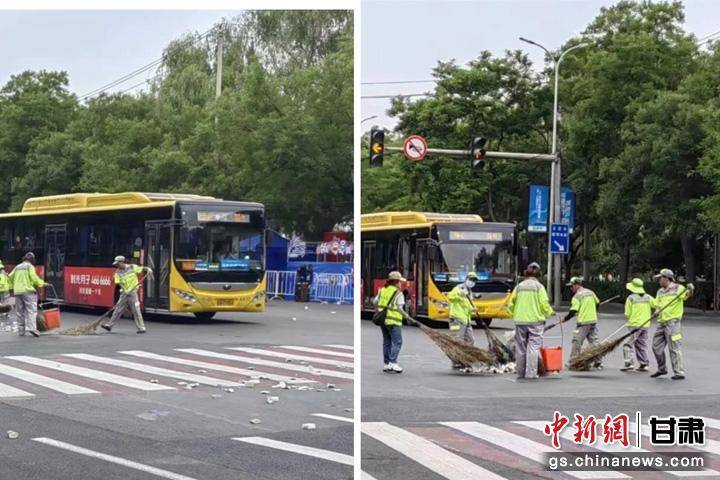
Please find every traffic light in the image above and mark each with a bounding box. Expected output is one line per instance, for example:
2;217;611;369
369;129;384;167
470;136;487;169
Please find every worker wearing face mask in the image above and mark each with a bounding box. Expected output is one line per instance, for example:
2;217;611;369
446;272;479;356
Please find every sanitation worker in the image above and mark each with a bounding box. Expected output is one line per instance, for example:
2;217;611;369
566;276;602;370
373;271;406;373
102;255;152;334
650;268;693;380
446;272;478;368
507;262;554;380
0;261;10;322
620;278;652;372
8;252;49;337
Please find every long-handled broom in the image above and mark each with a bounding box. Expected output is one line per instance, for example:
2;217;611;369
59;275;147;336
543;295;620;333
568;290;687;371
400;310;496;368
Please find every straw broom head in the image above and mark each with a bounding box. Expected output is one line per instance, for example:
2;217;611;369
568;330;635;370
416;322;496;366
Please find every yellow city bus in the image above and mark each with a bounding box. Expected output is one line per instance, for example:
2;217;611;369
361;211;527;326
0;192;266;320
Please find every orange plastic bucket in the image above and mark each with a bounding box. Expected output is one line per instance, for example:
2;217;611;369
540;346;563;372
40;305;61;330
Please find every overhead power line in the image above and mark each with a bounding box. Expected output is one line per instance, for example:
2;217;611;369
361;93;430;99
78;26;217;102
697;29;720;43
361;79;437;85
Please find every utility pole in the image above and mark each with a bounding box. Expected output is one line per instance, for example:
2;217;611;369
215;37;223;99
520;37;590;307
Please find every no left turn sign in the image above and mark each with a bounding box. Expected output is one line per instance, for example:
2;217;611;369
403;135;428;161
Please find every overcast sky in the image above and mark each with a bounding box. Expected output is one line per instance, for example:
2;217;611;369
362;0;720;129
0;10;240;99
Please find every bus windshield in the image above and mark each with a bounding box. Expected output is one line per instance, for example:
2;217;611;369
439;241;513;275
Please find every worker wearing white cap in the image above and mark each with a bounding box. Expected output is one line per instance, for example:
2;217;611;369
566;276;602;369
102;255;152;334
621;278;652;372
650;268;693;380
373;271;406;373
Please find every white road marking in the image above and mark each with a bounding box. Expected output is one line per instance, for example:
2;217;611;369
0;363;98;395
227;347;354;368
6;356;173;391
33;437;198;480
62;354;242;388
630;422;720;458
278;346;354;359
519;421;719;477
361;471;380;480
362;422;507;480
118;350;312;384
0;381;33;398
176;348;353;380
703;417;720;431
232;437;353;466
322;344;354;351
443;422;629;479
311;413;354;423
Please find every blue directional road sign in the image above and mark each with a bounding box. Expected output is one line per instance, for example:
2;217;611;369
550;223;569;255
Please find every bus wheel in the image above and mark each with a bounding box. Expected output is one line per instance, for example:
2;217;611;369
194;312;216;321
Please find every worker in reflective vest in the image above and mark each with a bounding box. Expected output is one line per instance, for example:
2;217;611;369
9;252;49;337
374;271;406;373
507;262;554;379
650;268;692;380
102;255;152;334
566;276;602;370
621;278;652;372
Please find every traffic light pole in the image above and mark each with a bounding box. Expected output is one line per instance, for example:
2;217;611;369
384;146;556;162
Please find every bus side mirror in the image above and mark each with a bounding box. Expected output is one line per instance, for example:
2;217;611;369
519;246;529;271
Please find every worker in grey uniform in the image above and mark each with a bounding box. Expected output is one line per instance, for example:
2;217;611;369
102;256;152;334
8;252;49;337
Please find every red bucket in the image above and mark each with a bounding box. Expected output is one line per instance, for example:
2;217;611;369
39;303;61;331
540;346;563;372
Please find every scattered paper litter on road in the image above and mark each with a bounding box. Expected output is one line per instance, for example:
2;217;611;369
272;381;287;389
250;418;262;425
211;394;222;399
291;317;297;321
149;379;159;384
326;383;336;389
260;390;270;395
302;423;316;431
6;431;18;439
266;396;279;404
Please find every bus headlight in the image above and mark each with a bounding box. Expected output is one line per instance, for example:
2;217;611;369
431;299;449;309
173;288;198;303
252;291;265;303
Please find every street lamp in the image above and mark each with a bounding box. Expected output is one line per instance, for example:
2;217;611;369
520;37;590;307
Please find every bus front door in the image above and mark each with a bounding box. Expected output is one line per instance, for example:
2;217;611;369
44;224;66;300
144;222;171;310
415;239;434;316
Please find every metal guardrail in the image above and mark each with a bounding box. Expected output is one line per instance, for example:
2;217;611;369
265;270;353;304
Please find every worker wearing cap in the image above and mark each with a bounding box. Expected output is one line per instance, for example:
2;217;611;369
650;268;693;380
507;262;554;379
446;272;478;349
566;276;602;369
0;261;10;323
102;256;152;334
8;252;49;337
621;278;652;372
373;271;406;373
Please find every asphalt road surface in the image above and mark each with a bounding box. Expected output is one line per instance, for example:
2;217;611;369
0;301;353;480
362;306;720;480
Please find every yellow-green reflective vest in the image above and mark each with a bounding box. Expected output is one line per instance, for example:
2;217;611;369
507;278;553;324
0;271;9;293
446;284;473;324
652;283;689;323
9;261;44;294
377;285;403;327
570;288;600;325
114;264;143;294
624;293;652;328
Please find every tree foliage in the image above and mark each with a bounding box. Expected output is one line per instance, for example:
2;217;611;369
0;10;352;238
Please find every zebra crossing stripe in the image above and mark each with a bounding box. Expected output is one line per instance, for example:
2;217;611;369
62;354;243;388
0;380;33;398
232;437;353;466
703;417;720;430
6;356;173;391
362;422;507;480
33;437;198;480
227;347;354;369
322;344;354;351
0;363;98;395
442;422;629;479
278;346;354;359
118;350;312;384
629;422;720;458
176;349;353;380
360;471;379;480
518;421;720;477
311;413;354;423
